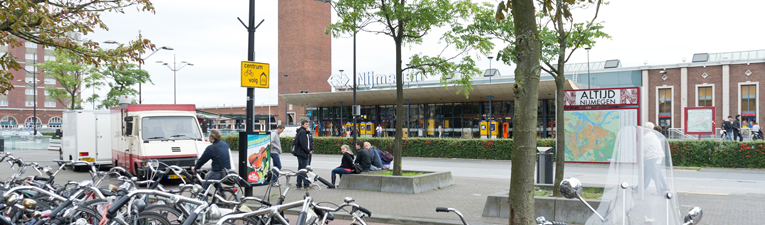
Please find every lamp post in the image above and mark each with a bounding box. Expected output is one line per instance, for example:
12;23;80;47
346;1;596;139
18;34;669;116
283;74;289;125
488;56;494;83
339;101;344;137
18;79;41;135
105;36;172;104
487;95;494;139
156;54;193;104
585;47;591;89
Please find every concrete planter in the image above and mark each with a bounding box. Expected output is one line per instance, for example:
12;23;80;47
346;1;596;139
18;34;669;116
482;191;607;224
338;171;453;194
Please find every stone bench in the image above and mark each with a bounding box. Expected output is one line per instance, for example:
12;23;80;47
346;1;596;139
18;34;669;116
338;170;453;194
483;191;608;224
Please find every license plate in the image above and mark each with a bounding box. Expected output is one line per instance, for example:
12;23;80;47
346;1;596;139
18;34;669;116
168;175;186;179
80;158;94;162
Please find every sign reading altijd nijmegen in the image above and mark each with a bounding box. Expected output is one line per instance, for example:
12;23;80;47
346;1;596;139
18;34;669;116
564;87;640;107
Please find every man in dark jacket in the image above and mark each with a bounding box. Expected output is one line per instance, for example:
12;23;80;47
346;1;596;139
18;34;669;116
353;141;371;172
734;115;743;141
723;116;733;140
193;130;231;193
294;120;313;189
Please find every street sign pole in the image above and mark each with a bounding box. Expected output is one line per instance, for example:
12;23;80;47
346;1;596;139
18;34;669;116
244;0;255;197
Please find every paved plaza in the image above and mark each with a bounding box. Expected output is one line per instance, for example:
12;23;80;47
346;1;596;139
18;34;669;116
1;150;762;224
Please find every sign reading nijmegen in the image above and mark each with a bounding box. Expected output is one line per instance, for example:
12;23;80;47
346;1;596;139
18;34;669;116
564;87;639;107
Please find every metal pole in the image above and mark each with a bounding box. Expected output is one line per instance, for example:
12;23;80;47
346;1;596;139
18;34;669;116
352;31;357;146
138;31;142;104
488;98;492;139
33;52;37;135
174;54;177;104
340;102;344;136
587;49;590;89
284;75;288;125
244;0;255;197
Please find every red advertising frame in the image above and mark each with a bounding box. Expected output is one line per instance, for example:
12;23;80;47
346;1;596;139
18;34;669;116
564;107;640;164
684;106;716;135
564;87;641;108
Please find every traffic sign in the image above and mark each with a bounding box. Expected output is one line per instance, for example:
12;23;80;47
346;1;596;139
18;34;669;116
241;61;269;88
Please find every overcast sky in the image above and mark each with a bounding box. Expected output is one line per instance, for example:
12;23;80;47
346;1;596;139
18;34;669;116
82;0;765;109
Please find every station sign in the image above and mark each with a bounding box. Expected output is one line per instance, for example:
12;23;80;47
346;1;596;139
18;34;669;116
241;61;269;88
564;87;640;107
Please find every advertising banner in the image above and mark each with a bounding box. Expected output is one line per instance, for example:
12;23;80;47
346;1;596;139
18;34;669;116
239;132;271;185
564;87;640;107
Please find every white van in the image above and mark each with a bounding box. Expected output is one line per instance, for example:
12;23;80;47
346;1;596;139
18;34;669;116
61;110;112;170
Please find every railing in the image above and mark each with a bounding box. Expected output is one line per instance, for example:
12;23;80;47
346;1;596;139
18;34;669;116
667;127;757;141
0;135;52;151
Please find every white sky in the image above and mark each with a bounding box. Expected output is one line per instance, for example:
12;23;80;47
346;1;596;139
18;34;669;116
82;0;765;109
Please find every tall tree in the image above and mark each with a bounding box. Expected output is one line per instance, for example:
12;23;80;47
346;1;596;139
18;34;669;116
89;63;150;109
327;0;493;175
1;0;156;93
537;0;608;197
35;50;95;109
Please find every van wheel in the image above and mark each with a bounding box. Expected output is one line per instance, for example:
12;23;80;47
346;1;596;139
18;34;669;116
73;166;86;172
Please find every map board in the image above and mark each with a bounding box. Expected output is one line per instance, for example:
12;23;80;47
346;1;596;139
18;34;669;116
564;108;639;163
684;107;716;135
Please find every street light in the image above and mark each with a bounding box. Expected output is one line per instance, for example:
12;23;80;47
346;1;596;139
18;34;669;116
487;95;494;139
283;74;289;125
156;54;193;104
339;101;345;137
405;99;412;137
585;47;591;89
487;56;494;83
17;79;41;135
104;36;173;104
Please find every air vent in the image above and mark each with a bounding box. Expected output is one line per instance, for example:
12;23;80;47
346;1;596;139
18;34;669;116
172;147;181;152
604;59;620;68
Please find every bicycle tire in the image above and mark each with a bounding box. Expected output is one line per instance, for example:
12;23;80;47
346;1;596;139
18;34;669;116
145;204;183;225
134;211;172;225
221;217;266;225
68;206;103;225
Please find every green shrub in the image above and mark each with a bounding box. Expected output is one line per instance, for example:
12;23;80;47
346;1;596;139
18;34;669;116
218;136;765;169
41;132;60;139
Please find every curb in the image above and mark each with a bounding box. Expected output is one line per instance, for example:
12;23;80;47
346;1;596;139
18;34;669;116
280;208;502;225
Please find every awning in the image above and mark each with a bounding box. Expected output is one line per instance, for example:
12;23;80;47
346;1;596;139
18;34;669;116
282;79;578;108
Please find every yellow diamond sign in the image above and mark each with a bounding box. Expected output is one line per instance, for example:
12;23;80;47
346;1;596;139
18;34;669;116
241;61;269;88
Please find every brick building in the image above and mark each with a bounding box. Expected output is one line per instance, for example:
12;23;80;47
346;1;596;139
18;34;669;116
0;38;74;130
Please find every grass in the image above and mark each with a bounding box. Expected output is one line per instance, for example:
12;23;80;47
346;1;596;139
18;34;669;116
534;186;603;199
378;171;425;176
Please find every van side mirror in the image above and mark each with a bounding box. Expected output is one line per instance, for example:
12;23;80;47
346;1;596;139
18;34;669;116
124;117;133;122
125;122;133;136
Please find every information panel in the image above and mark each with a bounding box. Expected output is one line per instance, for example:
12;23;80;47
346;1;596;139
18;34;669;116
564;108;639;163
238;131;271;185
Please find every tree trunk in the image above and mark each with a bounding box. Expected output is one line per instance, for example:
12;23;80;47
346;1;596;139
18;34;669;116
553;0;567;197
393;34;404;176
508;0;541;224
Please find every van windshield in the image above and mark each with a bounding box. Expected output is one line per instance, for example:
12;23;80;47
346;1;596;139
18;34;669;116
142;116;201;141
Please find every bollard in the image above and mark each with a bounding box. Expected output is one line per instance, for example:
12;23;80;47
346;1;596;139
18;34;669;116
536;147;553;184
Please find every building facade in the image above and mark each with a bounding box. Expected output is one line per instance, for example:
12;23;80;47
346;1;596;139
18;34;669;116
0;39;72;130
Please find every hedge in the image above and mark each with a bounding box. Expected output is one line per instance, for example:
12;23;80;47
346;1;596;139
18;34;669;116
41;132;60;139
219;136;765;169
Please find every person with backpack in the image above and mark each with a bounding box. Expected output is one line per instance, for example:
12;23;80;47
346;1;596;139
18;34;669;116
378;147;393;169
364;142;383;171
293;120;313;189
723;116;733;141
192;130;231;193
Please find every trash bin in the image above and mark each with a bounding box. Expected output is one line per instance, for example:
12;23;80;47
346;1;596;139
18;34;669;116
536;147;553;184
0;139;4;152
55;129;62;138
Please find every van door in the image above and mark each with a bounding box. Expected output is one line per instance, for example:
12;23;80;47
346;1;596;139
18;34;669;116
96;112;112;162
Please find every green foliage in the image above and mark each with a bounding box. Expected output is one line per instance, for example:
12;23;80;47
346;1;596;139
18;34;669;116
35;50;96;109
40;132;60;139
669;141;765;168
0;0;157;94
88;63;150;109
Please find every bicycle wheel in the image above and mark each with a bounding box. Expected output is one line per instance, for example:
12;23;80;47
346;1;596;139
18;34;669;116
213;188;240;207
145;204;183;225
68;206;103;225
132;211;172;225
221;217;266;225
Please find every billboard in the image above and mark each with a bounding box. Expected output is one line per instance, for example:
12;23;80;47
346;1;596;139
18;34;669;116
239;132;271;185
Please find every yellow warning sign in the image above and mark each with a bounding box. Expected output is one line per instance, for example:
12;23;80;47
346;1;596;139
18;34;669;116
241;61;269;88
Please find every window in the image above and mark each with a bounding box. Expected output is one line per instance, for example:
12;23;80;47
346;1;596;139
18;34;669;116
48;117;62;128
742;85;756;112
141;116;202;140
44;102;55;107
25;42;37;48
25;54;35;60
43;90;49;96
698;87;712;106
0;101;7;106
659;88;672;113
44;79;55;84
25;89;35;95
25;101;36;107
25;77;34;83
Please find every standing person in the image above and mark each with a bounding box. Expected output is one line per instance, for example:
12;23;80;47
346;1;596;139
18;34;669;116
364;142;383;171
642;123;667;193
376;125;382;138
294;120;313;189
270;125;285;186
723;116;733;141
354;141;371;172
330;145;354;187
734;115;743;141
437;125;443;138
192;130;231;193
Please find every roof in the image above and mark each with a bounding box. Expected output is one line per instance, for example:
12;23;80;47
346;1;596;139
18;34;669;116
281;79;578;107
111;104;196;113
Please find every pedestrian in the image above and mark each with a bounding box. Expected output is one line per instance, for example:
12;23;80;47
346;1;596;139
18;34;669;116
437;125;443;138
734;115;743;141
364;142;383;171
354;141;371;172
330;144;354;187
752;121;762;139
293;119;313;189
642;122;668;194
376;125;382;137
192;130;231;195
723;116;733;141
270;125;285;186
